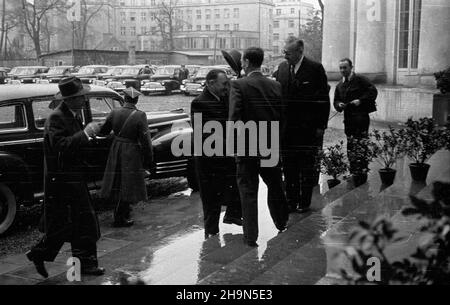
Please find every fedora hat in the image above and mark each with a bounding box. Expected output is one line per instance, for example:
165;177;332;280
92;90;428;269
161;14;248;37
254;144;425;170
55;76;91;100
221;49;242;76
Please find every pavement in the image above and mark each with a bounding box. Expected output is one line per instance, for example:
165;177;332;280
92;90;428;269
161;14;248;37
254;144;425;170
0;148;448;285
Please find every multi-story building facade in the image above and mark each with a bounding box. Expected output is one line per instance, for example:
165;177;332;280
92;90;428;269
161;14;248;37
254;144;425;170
272;0;314;56
113;0;275;58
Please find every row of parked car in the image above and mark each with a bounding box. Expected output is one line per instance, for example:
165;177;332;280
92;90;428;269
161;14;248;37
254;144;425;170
1;64;273;96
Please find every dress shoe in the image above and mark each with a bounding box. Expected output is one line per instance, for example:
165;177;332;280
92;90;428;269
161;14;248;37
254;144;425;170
288;205;299;214
113;219;134;228
81;266;106;276
223;216;243;226
296;207;311;214
26;251;48;278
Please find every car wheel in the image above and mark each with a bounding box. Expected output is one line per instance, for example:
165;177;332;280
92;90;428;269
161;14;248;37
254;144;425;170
165;89;172;95
0;183;17;236
143;91;150;96
184;92;190;96
187;160;199;192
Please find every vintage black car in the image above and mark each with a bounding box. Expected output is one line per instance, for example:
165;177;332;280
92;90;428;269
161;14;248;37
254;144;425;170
183;65;234;96
6;66;49;84
71;65;109;84
0;84;196;235
141;65;183;95
103;65;154;93
39;66;75;83
0;68;7;85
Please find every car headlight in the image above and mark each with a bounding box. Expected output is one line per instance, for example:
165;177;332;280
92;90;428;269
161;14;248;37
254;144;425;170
201;81;206;86
161;81;166;86
32;78;37;83
89;79;94;84
182;80;187;85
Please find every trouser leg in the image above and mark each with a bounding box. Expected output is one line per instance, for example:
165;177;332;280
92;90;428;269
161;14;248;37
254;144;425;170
282;150;301;209
223;159;242;219
345;113;370;175
236;159;260;243
29;235;65;262
71;237;98;269
260;166;288;230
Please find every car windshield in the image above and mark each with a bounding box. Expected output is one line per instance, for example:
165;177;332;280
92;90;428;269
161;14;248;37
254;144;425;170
195;67;215;78
122;67;141;75
78;67;95;74
155;67;175;75
47;67;68;74
106;67;126;75
15;67;39;75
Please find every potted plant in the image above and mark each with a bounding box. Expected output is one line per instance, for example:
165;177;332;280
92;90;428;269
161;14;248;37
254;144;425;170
368;128;403;185
433;67;450;127
318;141;349;189
398;117;446;181
347;136;376;187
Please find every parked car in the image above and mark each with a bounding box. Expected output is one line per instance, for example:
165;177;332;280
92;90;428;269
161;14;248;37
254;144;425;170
71;65;109;84
105;65;154;93
0;67;11;74
95;65;130;81
0;84;197;235
183;65;234;96
6;66;49;84
141;65;183;95
39;65;75;83
0;68;7;84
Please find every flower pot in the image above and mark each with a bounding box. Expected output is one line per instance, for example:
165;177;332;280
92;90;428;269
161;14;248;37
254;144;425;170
409;163;431;181
353;173;368;187
327;179;341;189
379;168;396;186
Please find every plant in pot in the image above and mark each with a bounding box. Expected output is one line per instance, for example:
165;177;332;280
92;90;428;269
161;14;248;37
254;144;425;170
317;141;349;189
434;66;450;94
368;128;404;186
347;136;376;187
398;117;446;181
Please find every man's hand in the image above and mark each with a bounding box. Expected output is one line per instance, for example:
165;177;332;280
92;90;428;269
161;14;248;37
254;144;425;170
84;122;102;138
316;128;325;139
351;99;361;107
338;102;346;111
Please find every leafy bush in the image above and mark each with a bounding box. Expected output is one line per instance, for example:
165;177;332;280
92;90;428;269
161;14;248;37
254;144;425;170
317;141;349;180
368;128;404;170
347;136;376;175
434;66;450;94
398;118;446;164
340;182;450;285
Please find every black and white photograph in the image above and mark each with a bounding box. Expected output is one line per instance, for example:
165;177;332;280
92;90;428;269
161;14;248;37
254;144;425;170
0;0;449;292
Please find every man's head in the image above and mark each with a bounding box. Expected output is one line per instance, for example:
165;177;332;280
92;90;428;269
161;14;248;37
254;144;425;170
339;58;353;78
65;95;88;112
181;64;186;69
283;36;304;66
56;77;89;112
242;47;264;74
206;69;229;98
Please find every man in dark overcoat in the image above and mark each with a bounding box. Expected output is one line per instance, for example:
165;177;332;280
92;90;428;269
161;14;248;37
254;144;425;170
334;58;378;185
26;77;105;278
99;87;153;227
229;47;289;247
274;36;330;213
191;69;242;239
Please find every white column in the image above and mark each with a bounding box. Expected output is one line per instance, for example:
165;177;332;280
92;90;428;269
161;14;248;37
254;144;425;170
322;0;352;79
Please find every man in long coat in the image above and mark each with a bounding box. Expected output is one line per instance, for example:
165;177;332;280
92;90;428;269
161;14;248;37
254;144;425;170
99;87;153;227
274;36;330;213
191;69;242;239
27;77;105;278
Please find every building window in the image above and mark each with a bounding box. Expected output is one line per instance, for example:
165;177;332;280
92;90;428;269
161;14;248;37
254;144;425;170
274;21;279;28
196;9;202;19
141;12;147;22
273;46;279;54
398;0;422;69
224;8;230;18
288;20;294;28
120;27;126;36
273;33;279;41
141;26;147;34
151;0;155;6
197;25;202;31
206;9;211;19
288;33;294;37
233;8;239;18
130;27;136;36
187;24;193;31
206;24;211;31
130;12;136;22
291;8;295;14
224;24;230;31
233;24;239;31
276;9;281;15
215;24;220;31
215;9;220;19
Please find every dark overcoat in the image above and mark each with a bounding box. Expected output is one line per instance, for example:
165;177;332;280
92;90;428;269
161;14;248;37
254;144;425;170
99;103;153;204
41;101;100;243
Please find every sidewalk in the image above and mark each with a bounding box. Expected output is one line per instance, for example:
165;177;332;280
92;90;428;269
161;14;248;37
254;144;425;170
1;148;448;285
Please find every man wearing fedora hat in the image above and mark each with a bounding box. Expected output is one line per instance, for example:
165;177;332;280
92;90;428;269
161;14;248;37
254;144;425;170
99;87;153;227
26;77;105;278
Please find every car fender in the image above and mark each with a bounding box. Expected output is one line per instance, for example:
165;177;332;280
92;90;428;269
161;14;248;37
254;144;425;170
0;152;34;205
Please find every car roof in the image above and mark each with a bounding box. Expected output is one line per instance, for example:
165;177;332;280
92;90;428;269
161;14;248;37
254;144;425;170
81;65;108;68
0;84;122;102
12;66;48;69
49;65;73;68
159;65;181;68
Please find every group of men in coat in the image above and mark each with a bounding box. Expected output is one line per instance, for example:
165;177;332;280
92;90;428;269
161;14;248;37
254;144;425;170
193;36;377;247
26;77;152;279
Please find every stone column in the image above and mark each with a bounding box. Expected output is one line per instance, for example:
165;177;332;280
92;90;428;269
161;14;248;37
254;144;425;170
355;0;387;82
128;46;136;65
322;0;352;80
418;0;450;74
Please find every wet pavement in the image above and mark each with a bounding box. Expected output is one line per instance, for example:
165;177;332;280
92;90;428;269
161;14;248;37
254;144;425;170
0;146;449;285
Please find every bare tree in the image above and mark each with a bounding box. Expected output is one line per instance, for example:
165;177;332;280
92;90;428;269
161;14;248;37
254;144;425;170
16;0;65;57
1;0;19;59
317;0;324;32
73;0;111;49
153;0;189;51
